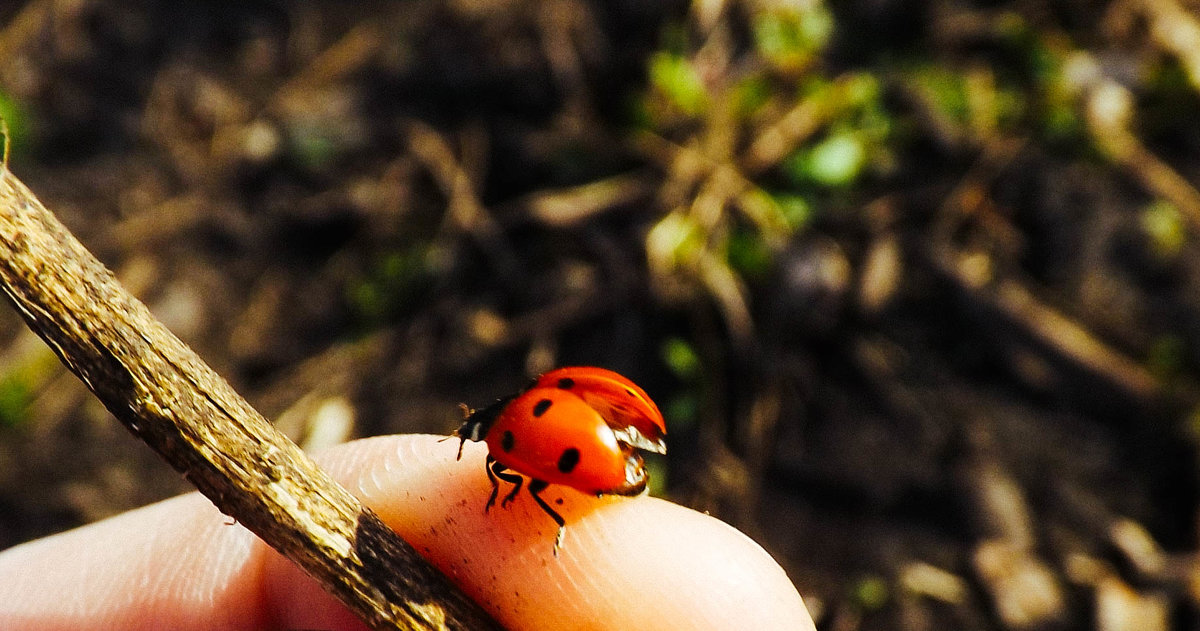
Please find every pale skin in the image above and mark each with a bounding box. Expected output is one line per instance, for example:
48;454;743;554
0;434;815;630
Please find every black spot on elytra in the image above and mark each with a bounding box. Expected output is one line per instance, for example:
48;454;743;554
532;399;553;417
557;377;575;389
557;447;580;474
501;430;515;452
625;388;635;397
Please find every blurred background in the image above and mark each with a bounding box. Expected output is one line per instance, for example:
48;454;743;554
1;0;1200;628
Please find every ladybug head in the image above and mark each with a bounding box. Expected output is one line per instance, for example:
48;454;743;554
454;395;515;460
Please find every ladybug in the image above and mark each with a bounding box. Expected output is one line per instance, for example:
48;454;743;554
455;366;666;551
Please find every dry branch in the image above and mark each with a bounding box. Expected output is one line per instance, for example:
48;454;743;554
929;245;1161;403
0;167;500;631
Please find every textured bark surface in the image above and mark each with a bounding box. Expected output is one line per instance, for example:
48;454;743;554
0;167;499;631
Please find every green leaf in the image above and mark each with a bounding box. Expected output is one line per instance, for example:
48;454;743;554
727;228;773;280
1141;200;1186;260
648;52;708;117
753;7;833;69
662;337;701;380
785;131;867;187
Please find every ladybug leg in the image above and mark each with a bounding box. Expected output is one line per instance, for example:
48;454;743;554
499;475;524;508
528;479;566;554
485;456;523;512
484;455;501;510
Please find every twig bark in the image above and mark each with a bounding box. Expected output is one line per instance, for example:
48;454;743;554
0;167;500;631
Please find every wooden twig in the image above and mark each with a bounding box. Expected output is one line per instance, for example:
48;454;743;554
929;245;1160;403
0;167;500;631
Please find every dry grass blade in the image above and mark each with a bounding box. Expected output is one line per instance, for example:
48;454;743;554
930;246;1160;402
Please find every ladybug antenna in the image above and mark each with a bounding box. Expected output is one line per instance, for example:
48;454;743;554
437;432;469;461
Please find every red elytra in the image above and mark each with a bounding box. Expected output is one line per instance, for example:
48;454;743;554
528;366;666;455
455;366;666;552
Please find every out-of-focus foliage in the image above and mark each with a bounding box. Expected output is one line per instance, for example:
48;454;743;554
8;0;1200;628
624;1;1200;628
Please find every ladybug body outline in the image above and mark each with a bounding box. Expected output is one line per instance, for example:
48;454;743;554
455;366;666;552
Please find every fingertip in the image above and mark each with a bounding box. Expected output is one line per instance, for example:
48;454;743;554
0;493;273;631
318;434;813;630
581;498;816;630
0;434;811;631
